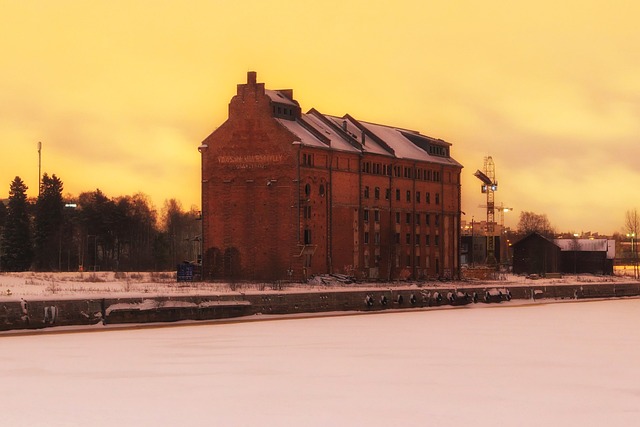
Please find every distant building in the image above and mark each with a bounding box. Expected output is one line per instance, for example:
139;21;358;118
554;238;615;275
199;72;463;281
512;232;561;275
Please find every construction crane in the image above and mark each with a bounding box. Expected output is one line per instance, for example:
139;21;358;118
473;156;498;265
478;202;513;231
479;202;513;265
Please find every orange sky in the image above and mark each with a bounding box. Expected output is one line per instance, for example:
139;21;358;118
1;1;639;234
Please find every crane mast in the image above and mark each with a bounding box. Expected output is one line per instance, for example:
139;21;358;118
473;156;498;265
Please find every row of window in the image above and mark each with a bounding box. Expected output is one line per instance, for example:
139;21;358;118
363;232;440;247
363;210;440;227
364;253;440;271
303;182;440;205
304;183;325;197
273;104;296;119
363;186;440;204
306;229;441;247
361;162;442;182
300;153;451;185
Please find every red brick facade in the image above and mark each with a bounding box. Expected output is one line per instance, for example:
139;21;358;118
200;72;463;281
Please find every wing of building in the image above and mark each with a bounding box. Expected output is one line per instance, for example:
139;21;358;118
199;72;463;281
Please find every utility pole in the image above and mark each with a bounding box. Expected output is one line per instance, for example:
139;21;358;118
37;141;42;197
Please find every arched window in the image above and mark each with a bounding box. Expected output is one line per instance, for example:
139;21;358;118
319;184;325;196
304;183;311;196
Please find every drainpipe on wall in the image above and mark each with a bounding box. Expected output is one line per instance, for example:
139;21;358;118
387;163;393;281
328;152;333;273
412;161;417;280
440;164;445;278
198;143;209;279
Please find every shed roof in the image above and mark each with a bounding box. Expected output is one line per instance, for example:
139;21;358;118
554;239;616;259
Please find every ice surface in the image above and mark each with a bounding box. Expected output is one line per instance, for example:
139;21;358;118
2;298;639;426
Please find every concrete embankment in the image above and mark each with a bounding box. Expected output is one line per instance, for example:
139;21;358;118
1;282;639;332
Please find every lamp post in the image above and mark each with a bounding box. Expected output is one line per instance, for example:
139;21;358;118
627;232;638;279
37;141;42;197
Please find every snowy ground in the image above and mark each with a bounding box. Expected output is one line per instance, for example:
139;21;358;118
2;298;640;426
0;270;635;300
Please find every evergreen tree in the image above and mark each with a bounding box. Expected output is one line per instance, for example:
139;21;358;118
0;177;33;271
0;200;6;228
33;173;64;270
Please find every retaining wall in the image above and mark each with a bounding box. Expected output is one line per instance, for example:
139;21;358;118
1;282;639;332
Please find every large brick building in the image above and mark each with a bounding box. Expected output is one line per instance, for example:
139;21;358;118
199;72;463;281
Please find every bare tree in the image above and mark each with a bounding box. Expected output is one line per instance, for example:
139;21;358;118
517;211;555;238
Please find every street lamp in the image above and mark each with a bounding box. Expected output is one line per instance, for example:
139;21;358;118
626;232;638;279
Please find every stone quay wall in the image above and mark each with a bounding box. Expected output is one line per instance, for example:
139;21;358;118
1;282;639;333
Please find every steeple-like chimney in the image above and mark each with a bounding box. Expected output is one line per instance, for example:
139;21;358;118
247;71;257;84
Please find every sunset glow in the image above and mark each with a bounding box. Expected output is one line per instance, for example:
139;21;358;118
2;1;639;233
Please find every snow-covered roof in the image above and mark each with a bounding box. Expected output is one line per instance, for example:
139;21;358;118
275;118;330;150
324;115;391;156
266;89;298;106
554;239;616;259
264;86;461;166
358;120;462;166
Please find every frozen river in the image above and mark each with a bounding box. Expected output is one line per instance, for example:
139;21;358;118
2;299;640;426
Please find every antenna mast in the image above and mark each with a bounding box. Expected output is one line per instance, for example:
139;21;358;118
37;141;42;197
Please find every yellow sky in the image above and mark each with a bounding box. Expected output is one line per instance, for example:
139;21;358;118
1;0;639;234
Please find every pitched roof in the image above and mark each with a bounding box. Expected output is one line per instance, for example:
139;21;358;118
554;239;616;259
268;89;462;166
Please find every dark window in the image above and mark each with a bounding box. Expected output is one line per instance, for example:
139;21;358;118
435;193;440;205
364;186;370;199
426;192;430;204
426;214;430;225
385;188;391;200
415;234;420;245
364;209;369;221
304;184;311;197
406;213;411;224
304;229;312;244
374;187;380;200
406;255;411;267
435;215;440;226
395;233;400;244
319;185;325;197
395;212;400;224
374;210;380;222
405;233;411;244
396;189;400;201
364;232;369;244
425;235;430;246
435;235;440;246
415;213;420;224
416;192;421;203
406;191;411;202
374;232;380;245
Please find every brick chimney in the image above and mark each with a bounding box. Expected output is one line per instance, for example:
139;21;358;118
247;71;257;85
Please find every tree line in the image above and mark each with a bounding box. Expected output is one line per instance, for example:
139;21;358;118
0;175;201;272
